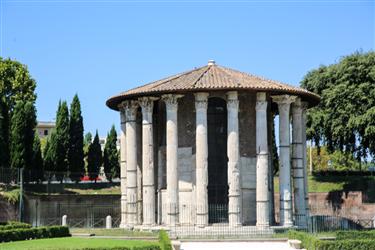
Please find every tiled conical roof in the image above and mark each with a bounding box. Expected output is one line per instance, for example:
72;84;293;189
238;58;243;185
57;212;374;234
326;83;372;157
106;62;320;110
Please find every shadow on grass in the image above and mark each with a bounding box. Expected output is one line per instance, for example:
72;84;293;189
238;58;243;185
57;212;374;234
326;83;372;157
312;175;375;210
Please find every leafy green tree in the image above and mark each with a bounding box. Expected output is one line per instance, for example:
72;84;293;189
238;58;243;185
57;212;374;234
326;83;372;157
68;95;84;183
10;101;36;173
87;131;102;182
301;51;375;165
84;132;93;154
0;98;10;168
103;125;120;182
54;101;70;182
40;137;48;153
32;133;44;182
0;58;37;169
307;146;362;171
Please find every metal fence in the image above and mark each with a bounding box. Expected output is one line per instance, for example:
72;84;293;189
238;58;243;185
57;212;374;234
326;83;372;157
0;167;20;184
0;168;118;186
2;167;375;238
23;201;375;237
29;203;121;228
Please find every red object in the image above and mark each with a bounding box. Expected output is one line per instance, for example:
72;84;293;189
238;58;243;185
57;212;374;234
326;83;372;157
80;175;102;181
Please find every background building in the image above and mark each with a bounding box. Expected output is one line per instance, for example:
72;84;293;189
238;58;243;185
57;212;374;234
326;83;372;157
36;121;55;138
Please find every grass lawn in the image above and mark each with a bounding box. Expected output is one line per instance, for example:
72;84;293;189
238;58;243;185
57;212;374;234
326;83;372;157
0;237;158;250
63;185;120;195
70;228;157;237
274;176;344;193
16;175;375;197
24;182;121;195
274;175;375;195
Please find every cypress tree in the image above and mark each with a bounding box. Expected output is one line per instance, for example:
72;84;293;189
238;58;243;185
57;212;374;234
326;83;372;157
55;101;70;182
68;95;84;183
10;101;26;170
87;131;102;182
103;125;119;182
24;102;37;168
10;101;36;183
32;133;44;183
43;137;51;170
44;132;57;182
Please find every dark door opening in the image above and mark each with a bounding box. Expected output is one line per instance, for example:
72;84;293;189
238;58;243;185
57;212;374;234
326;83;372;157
207;97;228;223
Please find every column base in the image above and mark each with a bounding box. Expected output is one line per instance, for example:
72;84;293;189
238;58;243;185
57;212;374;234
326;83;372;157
256;222;270;229
229;222;242;228
120;224;135;230
281;221;294;227
119;222;127;229
195;223;208;228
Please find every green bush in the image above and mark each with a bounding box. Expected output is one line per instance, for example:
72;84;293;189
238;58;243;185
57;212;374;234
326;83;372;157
288;230;375;250
133;245;161;250
0;221;31;231
158;230;172;250
0;226;70;243
317;239;375;250
336;230;375;240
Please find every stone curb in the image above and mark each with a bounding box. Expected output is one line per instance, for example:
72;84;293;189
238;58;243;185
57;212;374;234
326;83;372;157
172;240;181;250
178;238;288;242
288;239;306;249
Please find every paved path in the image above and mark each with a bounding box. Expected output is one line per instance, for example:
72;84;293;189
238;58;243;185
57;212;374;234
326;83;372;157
181;241;293;250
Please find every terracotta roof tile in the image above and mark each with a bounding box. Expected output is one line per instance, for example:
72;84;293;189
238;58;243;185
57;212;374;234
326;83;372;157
107;63;320;110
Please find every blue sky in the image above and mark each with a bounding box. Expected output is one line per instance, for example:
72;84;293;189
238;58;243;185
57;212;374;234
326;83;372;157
1;0;374;136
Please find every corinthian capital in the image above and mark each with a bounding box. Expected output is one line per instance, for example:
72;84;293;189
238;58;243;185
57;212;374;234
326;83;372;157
195;92;209;110
227;91;239;110
162;94;183;110
139;97;158;114
125;100;138;121
118;101;127;124
272;95;297;115
256;92;267;111
271;95;297;105
291;97;302;115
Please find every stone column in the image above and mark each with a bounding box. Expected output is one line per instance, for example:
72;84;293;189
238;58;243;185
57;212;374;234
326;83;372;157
125;100;138;226
119;102;127;228
139;97;158;226
256;92;270;228
195;92;209;227
272;95;296;227
157;149;164;225
292;98;307;227
301;102;310;220
227;91;242;227
162;94;183;226
136;118;143;225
